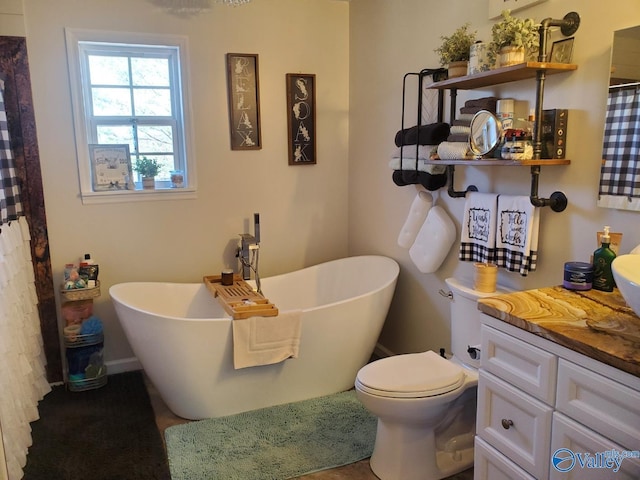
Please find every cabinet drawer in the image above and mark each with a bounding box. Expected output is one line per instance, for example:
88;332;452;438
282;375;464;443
474;436;536;480
481;325;557;404
556;358;640;449
477;370;553;480
550;412;640;480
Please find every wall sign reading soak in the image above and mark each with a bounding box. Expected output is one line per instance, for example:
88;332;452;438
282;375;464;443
226;53;262;150
286;73;316;165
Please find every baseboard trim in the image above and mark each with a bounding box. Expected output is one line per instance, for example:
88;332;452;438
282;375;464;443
373;343;396;359
105;357;142;374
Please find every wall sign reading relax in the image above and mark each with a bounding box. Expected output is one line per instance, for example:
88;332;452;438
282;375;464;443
226;53;262;150
286;73;316;165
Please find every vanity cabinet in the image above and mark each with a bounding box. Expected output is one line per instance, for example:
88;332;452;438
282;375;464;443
475;314;640;480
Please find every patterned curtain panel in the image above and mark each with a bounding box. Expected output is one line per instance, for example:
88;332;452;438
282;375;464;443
0;75;24;223
597;86;640;211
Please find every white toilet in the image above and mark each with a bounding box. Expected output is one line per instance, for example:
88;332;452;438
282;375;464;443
355;277;509;480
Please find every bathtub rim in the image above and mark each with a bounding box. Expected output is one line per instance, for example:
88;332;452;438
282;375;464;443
109;254;399;319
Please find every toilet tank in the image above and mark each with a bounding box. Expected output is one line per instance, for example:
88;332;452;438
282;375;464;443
444;277;511;369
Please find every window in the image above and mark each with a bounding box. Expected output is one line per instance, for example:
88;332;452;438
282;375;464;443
66;29;196;203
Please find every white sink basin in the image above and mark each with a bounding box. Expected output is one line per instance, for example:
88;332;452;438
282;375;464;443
612;254;640;318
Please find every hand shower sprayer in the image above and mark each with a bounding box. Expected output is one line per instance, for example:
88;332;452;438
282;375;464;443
238;213;262;294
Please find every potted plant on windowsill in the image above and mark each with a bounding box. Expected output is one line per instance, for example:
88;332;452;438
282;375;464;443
487;10;540;68
133;157;161;190
434;23;477;78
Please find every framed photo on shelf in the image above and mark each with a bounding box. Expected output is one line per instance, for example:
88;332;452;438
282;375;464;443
550;37;575;64
88;144;133;191
286;73;316;165
488;0;547;19
226;53;262;150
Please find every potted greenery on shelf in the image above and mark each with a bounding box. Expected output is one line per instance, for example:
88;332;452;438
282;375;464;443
434;23;477;78
133;156;161;189
487;10;540;68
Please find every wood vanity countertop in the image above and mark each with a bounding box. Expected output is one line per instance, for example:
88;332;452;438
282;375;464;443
477;286;640;378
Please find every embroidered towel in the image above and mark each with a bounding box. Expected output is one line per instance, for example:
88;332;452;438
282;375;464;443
459;192;498;263
232;310;302;369
398;191;433;249
409;205;457;273
495;195;540;276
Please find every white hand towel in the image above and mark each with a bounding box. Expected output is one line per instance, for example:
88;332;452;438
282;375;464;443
398;191;433;249
495;195;540;276
390;145;438;160
409;205;457;273
459;192;498;263
437;141;473;160
232;310;302;369
388;157;447;175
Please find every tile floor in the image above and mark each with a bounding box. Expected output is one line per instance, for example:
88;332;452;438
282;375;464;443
146;378;474;480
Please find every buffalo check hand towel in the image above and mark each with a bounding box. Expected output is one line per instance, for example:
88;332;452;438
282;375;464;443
495;195;540;276
459;192;498;263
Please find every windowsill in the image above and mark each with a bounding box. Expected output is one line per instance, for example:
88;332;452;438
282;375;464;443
80;187;197;205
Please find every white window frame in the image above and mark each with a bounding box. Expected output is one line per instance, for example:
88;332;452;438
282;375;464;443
65;28;197;204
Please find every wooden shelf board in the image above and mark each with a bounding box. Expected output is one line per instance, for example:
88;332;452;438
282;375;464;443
429;62;578;90
424;158;571;166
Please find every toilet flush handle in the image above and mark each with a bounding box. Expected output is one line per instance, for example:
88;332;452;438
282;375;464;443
467;345;481;360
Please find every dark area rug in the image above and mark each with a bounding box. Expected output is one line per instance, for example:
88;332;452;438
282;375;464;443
23;370;171;480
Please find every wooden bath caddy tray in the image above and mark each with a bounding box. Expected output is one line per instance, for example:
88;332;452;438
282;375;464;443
203;274;279;319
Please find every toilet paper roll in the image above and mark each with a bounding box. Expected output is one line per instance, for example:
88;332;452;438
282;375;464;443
397;191;433;249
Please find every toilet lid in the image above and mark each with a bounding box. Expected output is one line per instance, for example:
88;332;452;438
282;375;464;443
356;350;465;398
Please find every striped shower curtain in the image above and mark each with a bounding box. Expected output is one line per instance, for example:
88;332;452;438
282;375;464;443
1;77;50;479
597;85;640;211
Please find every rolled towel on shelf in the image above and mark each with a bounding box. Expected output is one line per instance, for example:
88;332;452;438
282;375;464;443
437;141;473;160
392;170;448;191
394;122;451;147
397;191;433;249
446;133;470;143
463;96;498;111
390;145;437;160
388;157;447;175
450;125;471;135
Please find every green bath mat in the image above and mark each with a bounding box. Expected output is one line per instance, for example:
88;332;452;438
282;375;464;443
164;390;376;480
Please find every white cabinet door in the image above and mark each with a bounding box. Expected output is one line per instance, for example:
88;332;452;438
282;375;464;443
474;437;536;480
550;412;640;480
556;358;640;450
481;324;557;404
477;370;553;480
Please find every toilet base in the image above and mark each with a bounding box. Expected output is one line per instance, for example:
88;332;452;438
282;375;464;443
369;419;474;480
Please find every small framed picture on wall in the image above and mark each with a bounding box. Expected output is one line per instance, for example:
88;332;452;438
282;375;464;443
88;144;133;191
549;37;575;64
286;73;316;165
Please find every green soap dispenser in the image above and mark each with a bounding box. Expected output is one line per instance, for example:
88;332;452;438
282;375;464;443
592;226;617;292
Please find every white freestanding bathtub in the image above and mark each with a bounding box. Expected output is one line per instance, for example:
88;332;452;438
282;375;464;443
109;255;399;420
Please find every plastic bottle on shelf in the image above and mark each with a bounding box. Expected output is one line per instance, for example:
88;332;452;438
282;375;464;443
79;253;99;288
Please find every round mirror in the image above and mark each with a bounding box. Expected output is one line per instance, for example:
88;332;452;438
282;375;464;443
469;110;503;158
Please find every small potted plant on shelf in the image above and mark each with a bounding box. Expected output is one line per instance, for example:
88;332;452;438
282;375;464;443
434;23;477;78
487;10;540;68
133;156;161;190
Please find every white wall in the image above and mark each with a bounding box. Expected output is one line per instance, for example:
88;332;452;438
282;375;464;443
349;0;640;355
23;0;349;371
0;0;24;36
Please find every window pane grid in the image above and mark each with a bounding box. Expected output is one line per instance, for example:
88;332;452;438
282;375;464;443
72;32;191;198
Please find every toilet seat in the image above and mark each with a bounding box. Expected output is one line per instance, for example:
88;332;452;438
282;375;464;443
356;350;465;398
